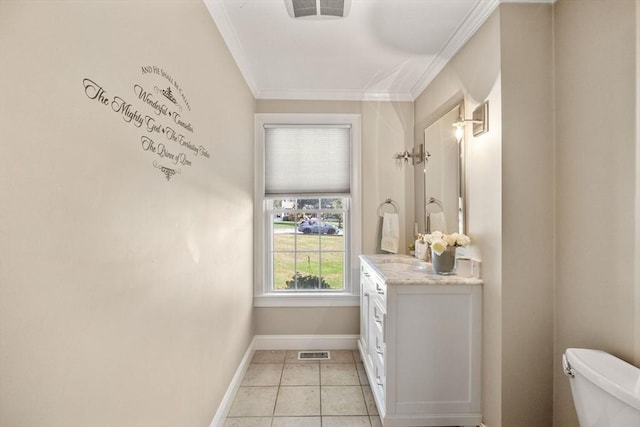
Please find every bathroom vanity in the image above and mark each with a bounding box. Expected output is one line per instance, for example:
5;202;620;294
359;254;483;427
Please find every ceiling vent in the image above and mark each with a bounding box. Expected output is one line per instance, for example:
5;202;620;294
285;0;351;19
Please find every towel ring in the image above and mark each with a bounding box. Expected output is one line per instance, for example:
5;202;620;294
377;198;399;217
426;197;444;213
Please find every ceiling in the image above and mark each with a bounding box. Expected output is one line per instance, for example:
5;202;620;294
204;0;500;101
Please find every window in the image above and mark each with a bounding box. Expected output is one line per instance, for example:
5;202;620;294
254;114;361;307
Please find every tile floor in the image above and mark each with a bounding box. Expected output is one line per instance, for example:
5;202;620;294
224;350;382;427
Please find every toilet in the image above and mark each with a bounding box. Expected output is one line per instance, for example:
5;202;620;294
563;348;640;426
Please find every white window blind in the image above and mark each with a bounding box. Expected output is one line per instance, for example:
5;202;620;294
264;125;351;195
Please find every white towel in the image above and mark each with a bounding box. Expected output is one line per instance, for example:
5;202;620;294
428;211;447;234
381;212;399;253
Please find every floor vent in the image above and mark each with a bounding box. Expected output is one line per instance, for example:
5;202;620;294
298;351;331;360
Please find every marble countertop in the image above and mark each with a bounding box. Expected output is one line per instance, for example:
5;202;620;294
360;254;483;286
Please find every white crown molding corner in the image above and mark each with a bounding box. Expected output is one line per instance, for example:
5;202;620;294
410;0;500;99
203;0;260;98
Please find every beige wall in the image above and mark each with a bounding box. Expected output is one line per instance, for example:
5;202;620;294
553;1;639;426
636;0;640;368
414;10;505;426
415;4;555;426
0;1;255;426
254;100;414;336
500;4;554;426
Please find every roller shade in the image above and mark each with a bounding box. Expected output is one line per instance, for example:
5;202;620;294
264;125;351;195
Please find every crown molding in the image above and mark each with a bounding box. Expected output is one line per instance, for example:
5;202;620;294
256;88;415;102
203;0;259;98
501;0;556;3
205;0;553;102
410;0;500;99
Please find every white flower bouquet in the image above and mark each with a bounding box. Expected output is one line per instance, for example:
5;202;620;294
421;231;471;255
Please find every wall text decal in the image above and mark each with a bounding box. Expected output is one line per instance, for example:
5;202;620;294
82;66;207;181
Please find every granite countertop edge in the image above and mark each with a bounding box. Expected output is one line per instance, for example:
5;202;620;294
360;254;483;286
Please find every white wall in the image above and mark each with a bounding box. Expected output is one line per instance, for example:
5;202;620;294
553;1;639;426
0;1;255;425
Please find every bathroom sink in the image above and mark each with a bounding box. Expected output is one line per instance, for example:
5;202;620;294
378;261;429;272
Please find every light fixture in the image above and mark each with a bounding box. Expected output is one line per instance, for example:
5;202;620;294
394;144;424;165
452;101;489;142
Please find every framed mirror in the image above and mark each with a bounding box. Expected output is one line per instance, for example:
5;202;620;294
419;102;466;235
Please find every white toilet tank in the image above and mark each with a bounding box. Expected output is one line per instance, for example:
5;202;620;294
563;348;640;427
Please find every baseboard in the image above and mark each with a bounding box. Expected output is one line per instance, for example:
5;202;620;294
253;334;359;350
209;334;359;427
209;336;257;427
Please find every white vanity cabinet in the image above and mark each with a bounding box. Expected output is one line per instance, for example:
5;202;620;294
359;255;483;427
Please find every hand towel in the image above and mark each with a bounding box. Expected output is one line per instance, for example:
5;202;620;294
428;211;447;234
381;212;399;253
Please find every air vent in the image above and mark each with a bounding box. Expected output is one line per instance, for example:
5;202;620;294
285;0;351;19
298;351;331;360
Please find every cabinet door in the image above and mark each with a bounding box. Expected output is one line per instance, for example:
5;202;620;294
388;286;481;415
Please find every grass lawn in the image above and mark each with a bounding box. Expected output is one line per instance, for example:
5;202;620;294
273;232;344;290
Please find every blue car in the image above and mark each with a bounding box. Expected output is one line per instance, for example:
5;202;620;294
297;220;340;235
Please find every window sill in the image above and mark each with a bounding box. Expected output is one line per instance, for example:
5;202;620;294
254;293;360;307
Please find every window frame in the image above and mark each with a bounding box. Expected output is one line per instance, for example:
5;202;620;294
254;114;361;307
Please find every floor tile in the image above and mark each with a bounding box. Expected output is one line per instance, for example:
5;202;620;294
321;385;368;416
228;387;278;417
241;363;283;386
361;386;378;416
322;416;372;426
252;350;287;364
274;386;321;416
281;362;320;386
272;416;321;426
369;415;383;427
223;417;272;427
321;363;360;385
353;350;362;363
322;350;355;363
356;363;369;385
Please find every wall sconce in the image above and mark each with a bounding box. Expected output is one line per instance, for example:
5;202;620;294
394;143;424;165
452;101;489;142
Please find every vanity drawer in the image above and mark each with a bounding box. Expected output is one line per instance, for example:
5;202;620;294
373;278;386;301
374;324;386;359
374;351;385;390
361;265;386;301
372;298;386;360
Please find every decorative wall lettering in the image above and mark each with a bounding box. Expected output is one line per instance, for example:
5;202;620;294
153;161;180;181
82;65;205;181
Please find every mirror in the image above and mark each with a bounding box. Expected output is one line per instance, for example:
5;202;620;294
416;102;466;236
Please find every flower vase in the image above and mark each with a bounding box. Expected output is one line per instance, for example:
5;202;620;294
432;245;456;275
415;240;429;261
